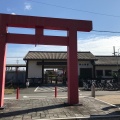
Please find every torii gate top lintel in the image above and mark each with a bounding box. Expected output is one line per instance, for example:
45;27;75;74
0;13;92;31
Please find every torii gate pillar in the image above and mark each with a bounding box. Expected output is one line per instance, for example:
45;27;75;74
0;14;92;107
0;20;6;108
67;28;78;104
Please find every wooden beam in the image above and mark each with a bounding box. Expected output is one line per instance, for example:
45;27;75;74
7;33;68;46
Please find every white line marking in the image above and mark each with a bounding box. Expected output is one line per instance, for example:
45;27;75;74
23;96;47;98
79;96;86;98
34;86;39;92
57;97;67;98
34;87;81;94
34;90;55;93
23;96;28;98
4;97;16;99
52;94;83;97
52;95;67;96
95;98;120;109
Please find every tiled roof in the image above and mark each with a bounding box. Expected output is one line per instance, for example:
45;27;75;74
95;56;120;65
23;51;96;60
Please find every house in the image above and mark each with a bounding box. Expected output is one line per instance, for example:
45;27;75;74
5;64;26;85
23;51;120;85
95;56;119;79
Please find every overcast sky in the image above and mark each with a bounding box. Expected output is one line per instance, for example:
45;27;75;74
1;0;120;64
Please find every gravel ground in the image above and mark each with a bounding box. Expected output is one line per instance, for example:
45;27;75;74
96;95;120;107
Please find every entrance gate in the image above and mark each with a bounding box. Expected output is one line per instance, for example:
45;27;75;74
0;13;92;107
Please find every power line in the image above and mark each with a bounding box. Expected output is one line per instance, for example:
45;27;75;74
7;57;24;58
27;0;120;18
6;60;24;61
92;30;120;34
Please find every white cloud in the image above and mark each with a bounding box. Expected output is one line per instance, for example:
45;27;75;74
24;2;32;10
77;36;120;55
6;35;120;64
11;13;16;15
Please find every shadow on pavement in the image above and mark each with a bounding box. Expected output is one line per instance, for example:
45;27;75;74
0;103;65;118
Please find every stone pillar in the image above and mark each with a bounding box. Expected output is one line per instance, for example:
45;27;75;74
67;27;79;104
25;61;28;79
42;60;44;84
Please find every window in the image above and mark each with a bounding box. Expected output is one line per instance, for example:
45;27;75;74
105;70;112;76
113;71;117;74
96;70;103;76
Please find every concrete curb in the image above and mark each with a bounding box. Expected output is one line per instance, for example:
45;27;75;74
34;115;120;120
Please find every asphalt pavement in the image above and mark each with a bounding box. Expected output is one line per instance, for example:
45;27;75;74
4;86;120;99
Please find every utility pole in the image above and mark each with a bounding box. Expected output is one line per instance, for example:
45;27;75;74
113;46;120;83
112;46;117;56
112;46;119;83
16;59;19;99
117;48;120;84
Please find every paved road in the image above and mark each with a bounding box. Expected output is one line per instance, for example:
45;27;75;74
4;86;120;99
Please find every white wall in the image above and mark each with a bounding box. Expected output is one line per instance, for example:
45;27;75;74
27;59;120;79
78;61;93;76
96;66;118;71
28;61;42;78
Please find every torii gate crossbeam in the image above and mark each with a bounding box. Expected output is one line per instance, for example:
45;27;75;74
0;13;92;107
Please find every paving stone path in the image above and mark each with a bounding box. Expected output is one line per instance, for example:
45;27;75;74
0;97;120;120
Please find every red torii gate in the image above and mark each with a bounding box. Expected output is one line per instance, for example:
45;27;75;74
0;13;92;107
